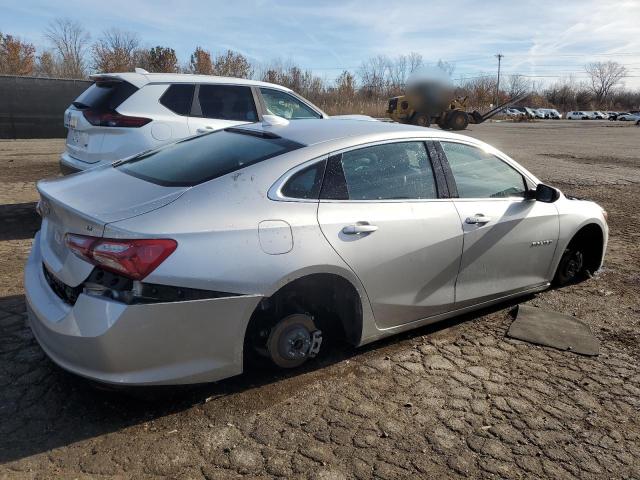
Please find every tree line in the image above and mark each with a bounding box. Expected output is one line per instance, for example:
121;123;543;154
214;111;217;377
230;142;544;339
1;18;638;115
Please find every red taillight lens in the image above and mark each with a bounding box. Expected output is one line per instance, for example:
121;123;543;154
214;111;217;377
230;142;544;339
65;234;177;280
83;109;151;128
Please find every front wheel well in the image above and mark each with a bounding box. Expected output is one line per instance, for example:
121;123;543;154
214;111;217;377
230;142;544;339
564;223;605;274
244;274;363;357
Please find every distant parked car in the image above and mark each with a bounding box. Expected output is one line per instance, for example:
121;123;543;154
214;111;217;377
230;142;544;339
503;108;524;117
533;109;547;119
592;111;607;120
538;108;561;119
566;111;590;120
512;106;536;118
617;113;640;121
60;71;329;174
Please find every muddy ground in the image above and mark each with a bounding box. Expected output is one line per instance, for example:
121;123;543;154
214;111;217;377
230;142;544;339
0;121;639;479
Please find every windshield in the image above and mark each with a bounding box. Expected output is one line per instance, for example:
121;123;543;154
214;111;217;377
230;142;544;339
117;129;304;187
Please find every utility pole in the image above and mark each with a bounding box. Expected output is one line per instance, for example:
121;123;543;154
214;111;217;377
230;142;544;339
495;53;503;106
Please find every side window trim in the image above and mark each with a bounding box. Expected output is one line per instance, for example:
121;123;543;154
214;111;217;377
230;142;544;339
320;154;349;200
437;140;528;200
190;84;202;116
250;86;265;121
425;141;452;199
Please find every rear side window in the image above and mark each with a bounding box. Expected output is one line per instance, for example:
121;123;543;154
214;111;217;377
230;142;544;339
74;81;138;110
281;161;326;199
323;142;437;200
118;129;303;187
160;84;195;115
197;85;257;121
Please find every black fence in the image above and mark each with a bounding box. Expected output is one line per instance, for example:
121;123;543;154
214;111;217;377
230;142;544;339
0;75;91;139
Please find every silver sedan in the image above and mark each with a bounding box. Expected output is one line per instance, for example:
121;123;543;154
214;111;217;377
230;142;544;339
25;119;608;385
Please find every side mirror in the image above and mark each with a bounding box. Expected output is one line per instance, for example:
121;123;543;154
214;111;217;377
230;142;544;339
532;183;560;203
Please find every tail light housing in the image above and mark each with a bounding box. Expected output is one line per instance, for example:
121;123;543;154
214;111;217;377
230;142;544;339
83;109;151;128
65;234;177;280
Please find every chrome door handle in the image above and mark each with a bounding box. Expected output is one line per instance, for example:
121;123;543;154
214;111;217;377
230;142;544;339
465;214;492;225
342;222;378;235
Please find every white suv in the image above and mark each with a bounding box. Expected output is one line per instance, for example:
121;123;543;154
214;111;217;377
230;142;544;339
60;72;328;174
566;111;590;120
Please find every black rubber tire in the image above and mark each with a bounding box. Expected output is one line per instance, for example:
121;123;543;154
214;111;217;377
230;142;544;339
267;314;318;369
553;247;586;286
412;114;431;128
447;110;469;131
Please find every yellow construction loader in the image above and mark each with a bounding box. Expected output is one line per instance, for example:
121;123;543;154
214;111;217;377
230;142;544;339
387;81;528;130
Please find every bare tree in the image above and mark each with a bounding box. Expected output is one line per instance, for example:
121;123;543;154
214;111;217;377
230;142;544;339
92;28;140;72
506;74;530;98
0;32;35;75
189;47;213;74
44;18;90;78
436;59;455;77
388;55;407;91
408;52;424;74
585;61;627;104
359;55;390;96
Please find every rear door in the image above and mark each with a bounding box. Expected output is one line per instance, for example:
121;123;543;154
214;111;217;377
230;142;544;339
438;141;559;307
187;84;259;135
317;140;463;328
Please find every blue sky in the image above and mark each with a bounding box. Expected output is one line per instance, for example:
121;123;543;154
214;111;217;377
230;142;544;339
2;0;639;87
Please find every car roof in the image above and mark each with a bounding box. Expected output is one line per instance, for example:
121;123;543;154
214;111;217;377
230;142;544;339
89;72;294;92
236;118;471;147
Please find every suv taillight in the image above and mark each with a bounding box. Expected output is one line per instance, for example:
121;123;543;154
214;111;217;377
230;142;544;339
83;109;151;128
65;234;177;280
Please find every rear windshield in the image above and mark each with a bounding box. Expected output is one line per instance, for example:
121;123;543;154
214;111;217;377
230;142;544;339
74;81;138;110
117;129;304;187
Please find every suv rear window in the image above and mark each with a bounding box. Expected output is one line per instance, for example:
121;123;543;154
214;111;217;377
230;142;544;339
160;84;195;115
117;129;304;187
73;81;138;110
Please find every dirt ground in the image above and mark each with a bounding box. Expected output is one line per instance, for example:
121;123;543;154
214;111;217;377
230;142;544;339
0;120;639;479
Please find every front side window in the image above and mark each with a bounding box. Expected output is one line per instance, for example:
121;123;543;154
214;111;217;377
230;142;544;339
322;142;437;200
260;88;321;119
197;85;258;121
118;129;303;187
440;142;526;199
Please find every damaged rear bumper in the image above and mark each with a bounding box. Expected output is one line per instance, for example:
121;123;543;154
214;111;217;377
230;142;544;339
25;233;262;385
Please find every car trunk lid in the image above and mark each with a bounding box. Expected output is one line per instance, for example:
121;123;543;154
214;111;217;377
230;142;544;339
37;167;188;286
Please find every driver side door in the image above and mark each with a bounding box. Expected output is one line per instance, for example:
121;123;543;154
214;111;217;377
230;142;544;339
438;141;560;307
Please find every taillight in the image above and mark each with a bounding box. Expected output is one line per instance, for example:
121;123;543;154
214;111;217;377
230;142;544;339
83;109;151;128
65;234;177;280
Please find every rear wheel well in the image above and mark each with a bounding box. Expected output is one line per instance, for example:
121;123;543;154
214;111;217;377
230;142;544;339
564;223;604;274
244;274;363;359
